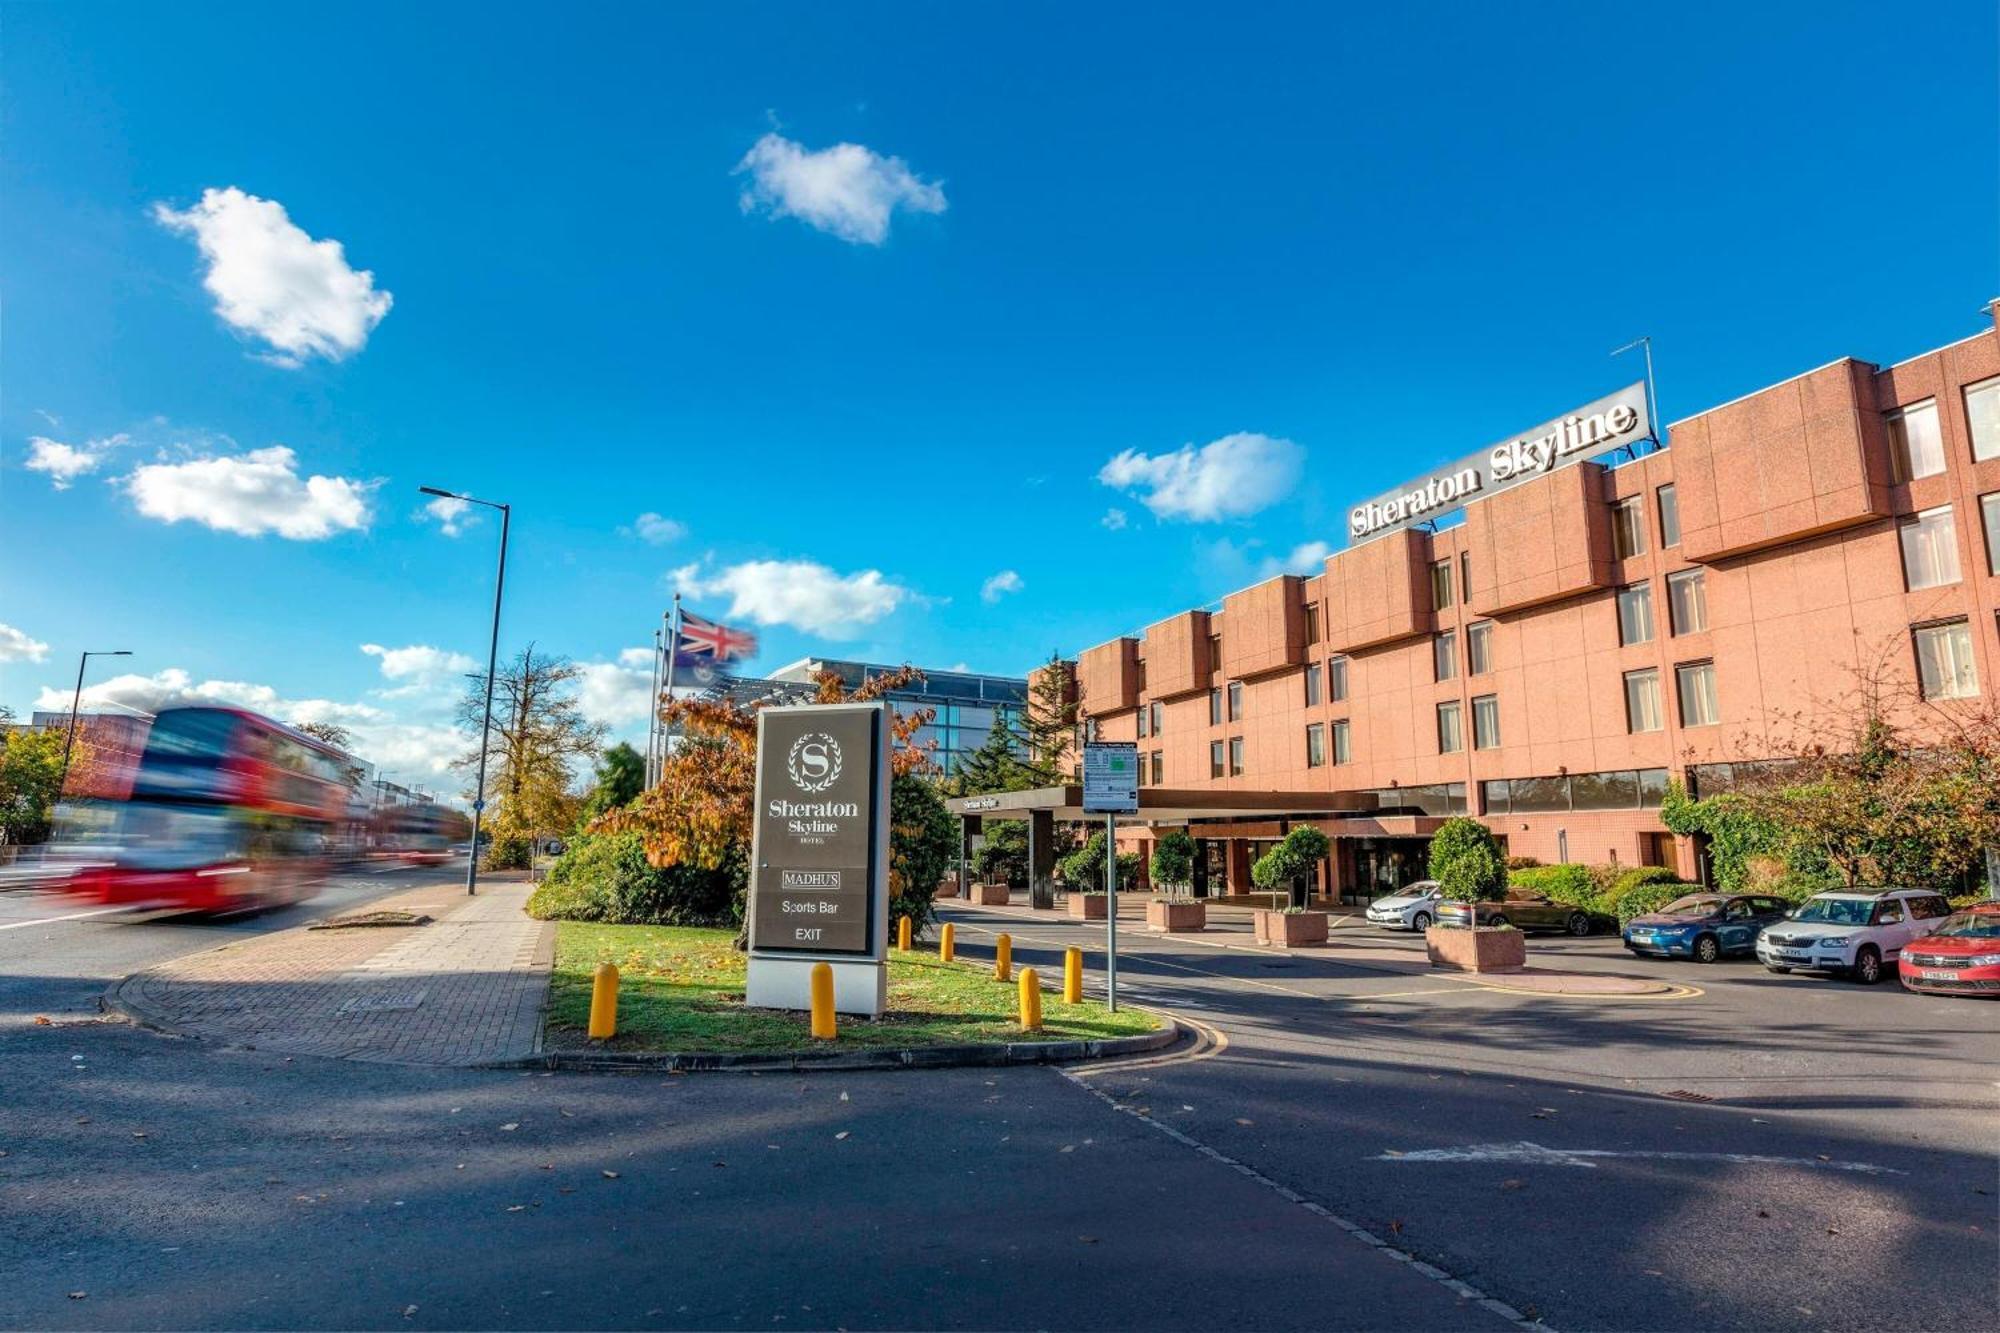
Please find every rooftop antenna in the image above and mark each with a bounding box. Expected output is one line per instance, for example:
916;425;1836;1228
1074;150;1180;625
1611;335;1663;455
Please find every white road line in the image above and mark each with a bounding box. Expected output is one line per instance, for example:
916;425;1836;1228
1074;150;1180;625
0;906;130;931
1374;1140;1905;1176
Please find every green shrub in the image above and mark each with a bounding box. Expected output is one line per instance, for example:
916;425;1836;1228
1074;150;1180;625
482;830;533;871
1606;865;1682;904
1251;827;1331;891
1429;817;1506;904
890;774;956;939
1615;881;1696;924
526;831;741;926
1150;828;1197;893
1505;855;1543;870
1508;863;1599;907
972;819;1027;886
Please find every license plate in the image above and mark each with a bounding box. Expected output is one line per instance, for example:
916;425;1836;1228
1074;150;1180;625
1921;969;1960;981
1773;951;1810;961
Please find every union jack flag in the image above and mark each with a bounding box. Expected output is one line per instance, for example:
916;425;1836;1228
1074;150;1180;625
673;610;758;674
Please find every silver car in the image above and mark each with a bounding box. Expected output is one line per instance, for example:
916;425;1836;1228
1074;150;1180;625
1364;881;1444;931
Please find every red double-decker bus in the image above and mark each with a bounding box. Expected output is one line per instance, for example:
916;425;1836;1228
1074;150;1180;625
73;705;353;912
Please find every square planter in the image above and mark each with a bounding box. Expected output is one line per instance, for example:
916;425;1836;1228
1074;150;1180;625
1146;899;1206;932
1255;909;1327;946
1425;925;1526;973
970;884;1011;906
1068;894;1108;920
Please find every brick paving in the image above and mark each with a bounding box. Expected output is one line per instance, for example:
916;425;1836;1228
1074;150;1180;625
114;876;553;1066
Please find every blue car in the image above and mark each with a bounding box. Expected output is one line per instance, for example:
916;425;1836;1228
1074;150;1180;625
1623;893;1792;963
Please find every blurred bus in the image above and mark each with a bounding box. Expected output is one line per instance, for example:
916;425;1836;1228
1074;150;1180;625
71;705;351;912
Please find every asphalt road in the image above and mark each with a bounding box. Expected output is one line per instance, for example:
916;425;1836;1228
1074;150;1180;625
2;888;1995;1332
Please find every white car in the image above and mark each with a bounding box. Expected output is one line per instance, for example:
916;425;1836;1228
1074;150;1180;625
1754;888;1954;984
1365;881;1445;931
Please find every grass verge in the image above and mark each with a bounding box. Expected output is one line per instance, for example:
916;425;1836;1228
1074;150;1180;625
549;921;1159;1053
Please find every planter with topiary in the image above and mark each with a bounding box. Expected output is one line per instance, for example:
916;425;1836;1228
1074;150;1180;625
1068;892;1108;920
970;882;1011;906
1144;829;1205;930
1249;828;1331;946
1425;816;1523;972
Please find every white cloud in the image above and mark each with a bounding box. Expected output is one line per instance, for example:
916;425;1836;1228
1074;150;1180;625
623;512;687;545
361;643;476;695
422;494;477;537
33;668;385;728
26;433;127;489
735;132;946;245
578;647;659;728
124;445;374;539
1098;432;1304;522
0;622;51;663
671;557;911;639
1263;540;1331;577
1100;507;1129;531
980;569;1024;604
152;186;392;366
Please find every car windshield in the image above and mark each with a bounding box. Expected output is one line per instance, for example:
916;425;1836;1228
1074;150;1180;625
1657;896;1722;917
1929;912;2000;939
1790;897;1874;926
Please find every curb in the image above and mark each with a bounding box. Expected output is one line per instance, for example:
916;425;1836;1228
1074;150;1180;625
104;971;189;1038
488;1014;1182;1074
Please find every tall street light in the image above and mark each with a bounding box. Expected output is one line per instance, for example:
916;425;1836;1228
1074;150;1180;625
60;649;133;794
421;485;511;896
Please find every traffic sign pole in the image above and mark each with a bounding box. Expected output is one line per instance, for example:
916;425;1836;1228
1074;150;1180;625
1081;741;1137;1014
1104;809;1117;1011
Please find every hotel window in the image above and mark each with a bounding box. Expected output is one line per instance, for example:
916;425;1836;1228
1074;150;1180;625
1227;680;1243;721
1332;719;1351;764
1209;687;1222;725
1968;377;2000;463
1305;722;1326;768
1136;707;1149;739
1667;569;1708;635
1149;700;1164;735
1657;484;1681;547
1228;737;1244;777
1616;582;1655;646
1210;740;1226;779
1430;559;1454;611
1304;603;1322;646
1466;620;1493;675
1208;634;1223;673
1612;496;1647;559
1304;662;1323;707
1471;694;1500;750
1914;620;1979;700
1436;701;1463;754
1888;400;1946;482
1675;661;1720;728
1983;493;2000;576
1624;668;1664;733
1328;655;1349;702
1433;629;1458;682
1150;750;1164;785
1898;504;1961;590
1460;551;1472;601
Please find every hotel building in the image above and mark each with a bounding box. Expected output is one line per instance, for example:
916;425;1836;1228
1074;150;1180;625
1060;307;2000;901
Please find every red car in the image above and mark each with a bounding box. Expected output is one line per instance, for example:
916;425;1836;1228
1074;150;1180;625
1898;903;2000;999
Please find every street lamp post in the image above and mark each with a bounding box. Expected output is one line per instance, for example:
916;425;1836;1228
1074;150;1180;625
59;649;133;794
421;485;511;896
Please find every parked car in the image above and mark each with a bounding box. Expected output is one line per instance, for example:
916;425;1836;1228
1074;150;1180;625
1364;881;1444;931
1623;893;1791;962
1755;888;1953;984
1436;894;1612;936
1899;903;2000;999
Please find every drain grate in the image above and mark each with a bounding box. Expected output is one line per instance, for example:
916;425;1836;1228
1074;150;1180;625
1662;1089;1716;1103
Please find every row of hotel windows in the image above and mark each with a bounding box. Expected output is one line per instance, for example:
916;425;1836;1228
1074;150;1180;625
1901;493;2000;589
1886;378;2000;483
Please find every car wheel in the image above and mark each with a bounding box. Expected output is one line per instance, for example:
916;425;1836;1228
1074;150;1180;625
1852;946;1882;985
1412;911;1431;931
1693;934;1721;964
1566;912;1592;937
1764;965;1792;974
1489;914;1509;929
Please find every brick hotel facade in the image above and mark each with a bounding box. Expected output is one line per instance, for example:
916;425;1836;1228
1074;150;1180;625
1066;308;2000;901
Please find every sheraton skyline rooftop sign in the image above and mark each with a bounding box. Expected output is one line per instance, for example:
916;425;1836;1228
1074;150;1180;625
1347;382;1651;543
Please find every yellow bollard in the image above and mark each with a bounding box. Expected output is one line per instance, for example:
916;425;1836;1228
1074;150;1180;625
897;914;912;951
809;961;837;1041
994;933;1012;982
587;961;619;1040
1018;967;1043;1031
939;922;955;962
1063;947;1083;1004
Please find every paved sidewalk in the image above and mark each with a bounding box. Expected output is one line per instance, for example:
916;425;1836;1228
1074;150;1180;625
112;876;553;1066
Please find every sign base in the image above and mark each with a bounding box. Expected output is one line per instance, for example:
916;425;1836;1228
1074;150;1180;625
746;954;887;1017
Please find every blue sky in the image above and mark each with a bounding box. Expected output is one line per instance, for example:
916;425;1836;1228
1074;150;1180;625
4;1;1995;785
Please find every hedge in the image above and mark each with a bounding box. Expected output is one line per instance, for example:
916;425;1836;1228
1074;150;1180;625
525;831;742;927
1508;861;1699;922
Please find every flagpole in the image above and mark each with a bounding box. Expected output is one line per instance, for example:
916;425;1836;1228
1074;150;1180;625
660;593;682;763
646;625;664;786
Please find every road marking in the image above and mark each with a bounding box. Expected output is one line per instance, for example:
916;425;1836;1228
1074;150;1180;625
0;906;129;931
1054;1067;1545;1331
1373;1140;1905;1176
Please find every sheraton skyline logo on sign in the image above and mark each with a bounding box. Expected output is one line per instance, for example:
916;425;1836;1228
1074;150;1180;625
1347;382;1651;542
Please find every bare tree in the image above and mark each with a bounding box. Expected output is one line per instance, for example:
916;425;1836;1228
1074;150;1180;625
457;644;605;843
